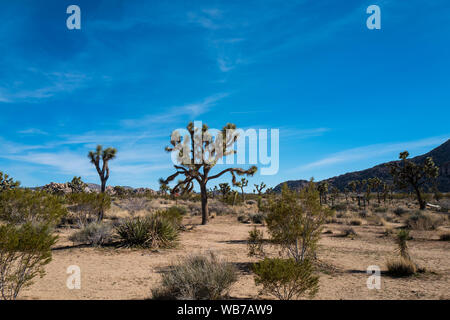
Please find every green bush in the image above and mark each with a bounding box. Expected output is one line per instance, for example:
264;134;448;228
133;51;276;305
152;252;237;300
66;192;111;225
264;182;332;262
0;223;57;300
155;206;186;228
116;214;178;248
0;189;67;225
247;227;265;257
252;258;318;300
69;222;114;246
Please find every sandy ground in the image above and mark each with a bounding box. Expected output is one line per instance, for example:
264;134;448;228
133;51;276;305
21;212;450;300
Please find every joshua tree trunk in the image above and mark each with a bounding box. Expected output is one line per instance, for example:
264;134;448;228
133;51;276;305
414;186;426;210
200;183;209;225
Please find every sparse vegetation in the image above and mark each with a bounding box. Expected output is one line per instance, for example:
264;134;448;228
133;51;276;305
152;252;237;300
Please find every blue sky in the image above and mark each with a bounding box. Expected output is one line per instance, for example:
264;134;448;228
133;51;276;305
0;0;449;191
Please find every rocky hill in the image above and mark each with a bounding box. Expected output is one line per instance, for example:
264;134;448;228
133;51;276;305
274;139;450;192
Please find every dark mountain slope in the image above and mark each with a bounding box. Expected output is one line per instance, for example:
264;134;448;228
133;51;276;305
274;139;450;192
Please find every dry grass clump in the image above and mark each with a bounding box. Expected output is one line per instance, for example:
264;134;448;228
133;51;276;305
405;211;444;230
393;207;409;216
386;258;417;277
151;252;237;300
69;222;114;246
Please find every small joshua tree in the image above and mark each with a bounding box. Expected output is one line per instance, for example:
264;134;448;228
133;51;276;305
234;177;248;201
0;171;20;192
254;182;266;195
219;183;231;201
88;145;117;220
388;151;439;210
161;122;257;225
347;180;360;203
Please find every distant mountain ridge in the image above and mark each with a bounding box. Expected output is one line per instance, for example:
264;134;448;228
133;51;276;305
274;139;450;192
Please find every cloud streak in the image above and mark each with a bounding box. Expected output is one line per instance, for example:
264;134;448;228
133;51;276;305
294;135;449;172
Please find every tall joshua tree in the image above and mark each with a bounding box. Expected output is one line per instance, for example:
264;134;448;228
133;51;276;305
161;122;257;225
388;151;439;210
88;145;117;220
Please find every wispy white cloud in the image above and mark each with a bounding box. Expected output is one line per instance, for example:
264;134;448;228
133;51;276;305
18;128;48;135
0;69;90;103
121;93;229;128
294;135;449;172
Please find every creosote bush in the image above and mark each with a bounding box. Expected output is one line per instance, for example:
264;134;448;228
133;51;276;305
252;258;318;300
116;214;178;248
152;252;237;300
66;192;111;226
69;222;114;247
0;223;57;300
247;227;265;258
439;233;450;241
0;189;67;226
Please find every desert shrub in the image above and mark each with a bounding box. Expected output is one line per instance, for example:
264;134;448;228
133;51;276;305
0;189;67;226
252;258;318;300
249;212;266;224
331;203;347;212
246;200;257;205
439;233;450;241
116;214;178;248
115;197;149;216
237;214;250;224
156;206;187;228
374;207;388;213
386;258;416;277
247;227;265;257
405;211;443;230
69;222;114;246
342;227;357;238
264;182;332;263
393;207;409;216
0;223;57;300
152;252;237;300
349;219;362;226
209;202;234;216
358;210;369;218
66;192;111;226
